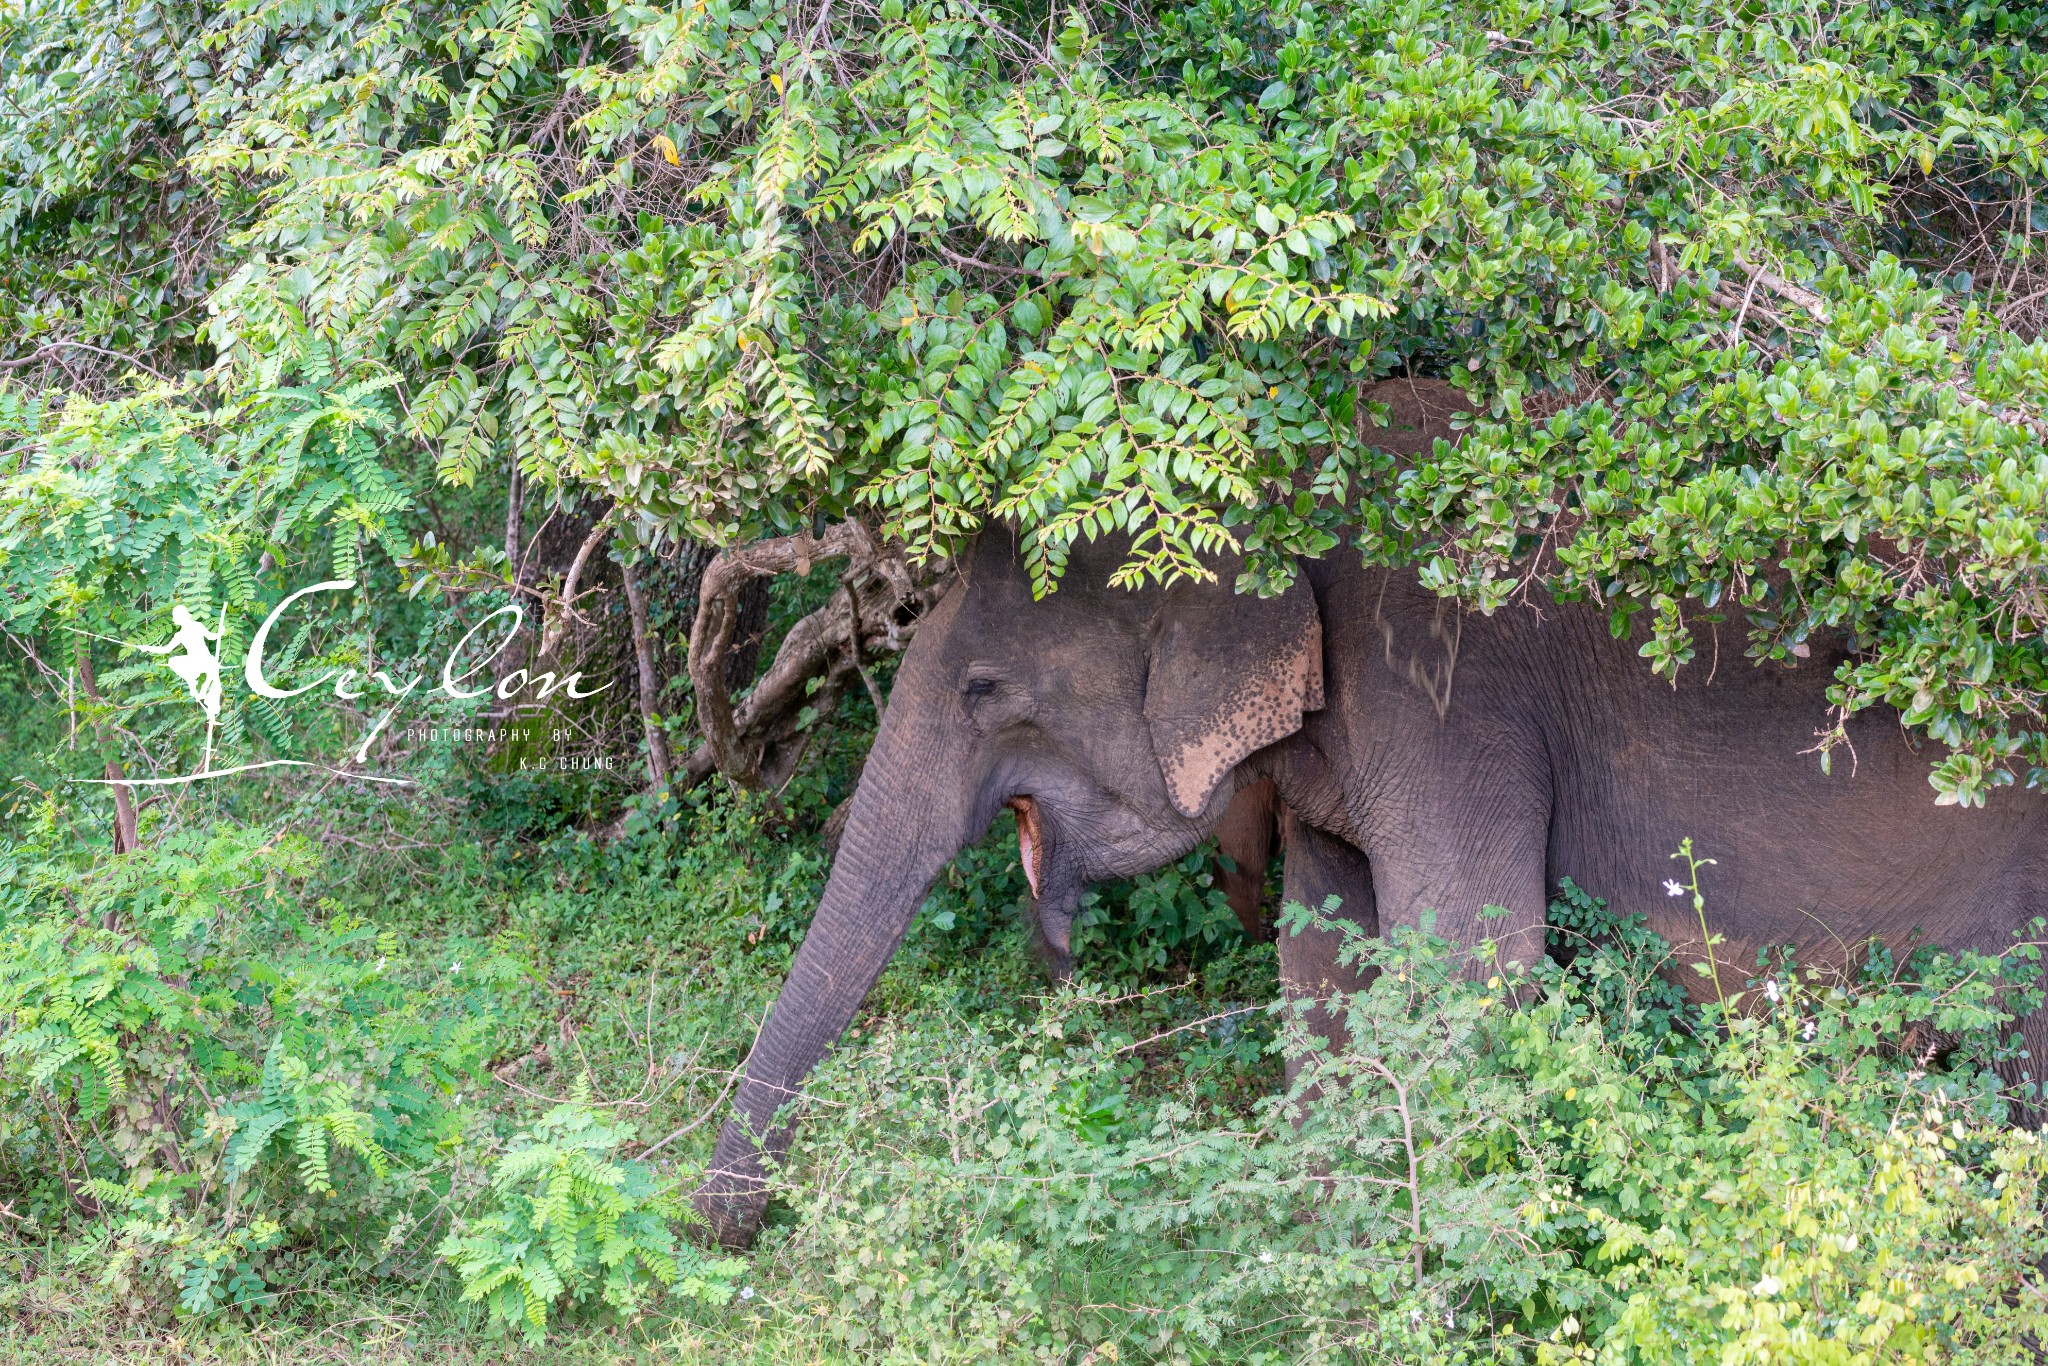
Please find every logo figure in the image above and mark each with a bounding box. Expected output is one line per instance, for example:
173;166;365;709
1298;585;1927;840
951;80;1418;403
121;601;229;773
74;595;392;788
137;604;225;723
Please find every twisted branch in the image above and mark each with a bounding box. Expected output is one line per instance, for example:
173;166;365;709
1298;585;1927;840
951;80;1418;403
537;514;613;660
685;521;944;789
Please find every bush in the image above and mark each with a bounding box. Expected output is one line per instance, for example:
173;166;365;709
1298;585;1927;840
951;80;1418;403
438;1088;743;1342
5;781;2044;1363
1517;883;2048;1362
0;804;525;1318
1072;843;1253;983
754;875;2048;1364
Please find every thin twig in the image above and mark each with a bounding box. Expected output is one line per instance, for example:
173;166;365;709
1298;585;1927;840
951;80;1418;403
0;339;174;382
1114;1005;1262;1055
934;242;1067;280
638;1071;743;1159
1727;269;1763;347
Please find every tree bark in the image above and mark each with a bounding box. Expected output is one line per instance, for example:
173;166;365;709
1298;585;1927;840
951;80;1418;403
620;556;671;794
726;578;772;694
73;647;138;854
685;521;939;790
672;543;769;692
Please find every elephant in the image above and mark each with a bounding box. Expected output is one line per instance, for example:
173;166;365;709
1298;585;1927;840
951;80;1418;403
692;379;2048;1249
1212;777;1280;940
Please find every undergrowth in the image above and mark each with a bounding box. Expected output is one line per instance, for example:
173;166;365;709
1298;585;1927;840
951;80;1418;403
0;765;2042;1362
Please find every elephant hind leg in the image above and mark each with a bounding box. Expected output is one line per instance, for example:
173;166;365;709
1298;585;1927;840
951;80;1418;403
2002;1003;2048;1128
1275;812;1378;1089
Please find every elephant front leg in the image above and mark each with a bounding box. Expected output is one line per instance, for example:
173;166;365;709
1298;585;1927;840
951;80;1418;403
1214;778;1280;939
1275;812;1377;1089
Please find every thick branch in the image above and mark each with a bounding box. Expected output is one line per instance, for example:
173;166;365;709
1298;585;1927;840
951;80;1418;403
1736;254;1827;320
684;521;943;789
688;522;877;787
538;515;613;659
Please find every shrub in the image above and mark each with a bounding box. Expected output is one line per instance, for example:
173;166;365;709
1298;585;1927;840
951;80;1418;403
7;781;2045;1364
1517;887;2048;1363
758;870;2048;1364
748;920;1539;1362
1072;843;1252;983
437;1088;743;1342
0;793;788;1342
0;805;522;1318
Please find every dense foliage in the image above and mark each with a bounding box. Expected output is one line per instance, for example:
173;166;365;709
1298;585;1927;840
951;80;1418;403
0;763;2043;1359
9;0;2048;1359
776;889;2048;1363
5;0;2048;798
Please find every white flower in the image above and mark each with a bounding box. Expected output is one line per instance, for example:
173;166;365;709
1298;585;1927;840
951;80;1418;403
1803;1018;1817;1041
376;957;387;972
1765;979;1781;1002
1663;879;1686;897
739;1286;755;1301
449;960;461;976
1259;1250;1274;1264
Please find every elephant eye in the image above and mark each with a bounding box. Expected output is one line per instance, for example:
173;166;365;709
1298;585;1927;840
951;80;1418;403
964;676;998;697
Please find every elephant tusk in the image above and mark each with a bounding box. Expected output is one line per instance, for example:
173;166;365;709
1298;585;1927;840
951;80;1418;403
1007;796;1043;898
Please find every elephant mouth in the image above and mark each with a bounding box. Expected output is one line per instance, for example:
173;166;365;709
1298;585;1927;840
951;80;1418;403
1006;796;1044;898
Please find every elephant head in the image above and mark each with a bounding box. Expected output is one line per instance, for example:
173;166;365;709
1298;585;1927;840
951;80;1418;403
692;528;1325;1247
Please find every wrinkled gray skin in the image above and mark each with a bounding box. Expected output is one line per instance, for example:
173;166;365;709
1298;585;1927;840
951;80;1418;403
693;384;2048;1249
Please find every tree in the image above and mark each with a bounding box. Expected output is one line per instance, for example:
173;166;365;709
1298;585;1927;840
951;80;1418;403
4;0;2048;802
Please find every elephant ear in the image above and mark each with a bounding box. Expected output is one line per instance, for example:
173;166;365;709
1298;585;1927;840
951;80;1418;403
1144;569;1324;819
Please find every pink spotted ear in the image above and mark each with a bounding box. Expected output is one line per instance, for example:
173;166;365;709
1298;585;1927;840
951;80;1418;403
1144;570;1324;819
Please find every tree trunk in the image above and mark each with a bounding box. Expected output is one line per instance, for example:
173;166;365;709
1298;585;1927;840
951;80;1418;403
73;648;138;854
620;556;671;794
684;521;937;790
726;577;771;693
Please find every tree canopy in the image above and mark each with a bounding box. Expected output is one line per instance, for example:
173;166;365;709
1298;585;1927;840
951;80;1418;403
5;0;2048;801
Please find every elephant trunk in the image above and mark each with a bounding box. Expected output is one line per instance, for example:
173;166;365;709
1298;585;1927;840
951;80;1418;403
693;720;965;1248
